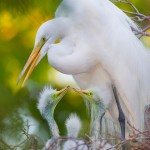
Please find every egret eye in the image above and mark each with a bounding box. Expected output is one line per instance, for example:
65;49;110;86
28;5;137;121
55;39;60;44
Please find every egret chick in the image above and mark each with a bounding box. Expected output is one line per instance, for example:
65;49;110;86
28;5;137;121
37;86;69;149
73;88;106;140
63;113;88;150
73;88;116;150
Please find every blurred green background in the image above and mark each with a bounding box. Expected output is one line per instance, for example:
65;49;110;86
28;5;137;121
0;0;150;149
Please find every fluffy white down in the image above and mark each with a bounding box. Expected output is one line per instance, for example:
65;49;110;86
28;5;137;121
37;86;56;114
63;114;88;150
65;113;81;137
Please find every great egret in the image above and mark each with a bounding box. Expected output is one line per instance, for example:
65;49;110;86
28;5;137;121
63;113;88;150
37;86;69;149
18;0;150;140
73;88;120;148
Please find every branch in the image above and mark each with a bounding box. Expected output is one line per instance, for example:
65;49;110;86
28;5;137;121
131;27;150;38
116;0;150;38
117;0;140;13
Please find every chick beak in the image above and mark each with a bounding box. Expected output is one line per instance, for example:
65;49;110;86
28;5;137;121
17;38;46;86
56;86;70;98
72;87;89;95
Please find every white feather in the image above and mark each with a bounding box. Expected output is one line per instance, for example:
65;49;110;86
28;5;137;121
65;113;81;137
54;0;150;131
37;86;56;115
64;114;88;150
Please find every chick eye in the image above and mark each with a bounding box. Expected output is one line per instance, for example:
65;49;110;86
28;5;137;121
42;37;46;41
51;93;57;99
89;92;92;96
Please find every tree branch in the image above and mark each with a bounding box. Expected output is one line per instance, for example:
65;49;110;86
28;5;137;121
116;0;150;38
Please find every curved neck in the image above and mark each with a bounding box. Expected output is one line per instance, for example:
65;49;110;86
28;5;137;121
48;117;59;138
48;17;72;39
44;106;60;138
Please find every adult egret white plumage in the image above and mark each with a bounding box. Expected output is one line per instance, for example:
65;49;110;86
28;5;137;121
18;0;150;140
37;86;69;149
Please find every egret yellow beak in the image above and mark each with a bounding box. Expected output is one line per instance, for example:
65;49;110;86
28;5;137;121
17;38;46;86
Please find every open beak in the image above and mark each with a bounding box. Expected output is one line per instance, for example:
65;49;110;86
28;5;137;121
72;87;89;95
72;88;93;103
17;38;46;86
56;86;70;98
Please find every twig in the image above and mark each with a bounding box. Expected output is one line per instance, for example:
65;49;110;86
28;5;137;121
117;0;139;13
116;0;150;38
142;26;150;32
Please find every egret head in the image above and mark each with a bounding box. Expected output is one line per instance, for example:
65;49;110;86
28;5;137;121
38;86;69;118
17;18;69;86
